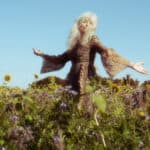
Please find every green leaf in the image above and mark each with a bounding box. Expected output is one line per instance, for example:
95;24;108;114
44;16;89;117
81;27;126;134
85;84;94;92
0;139;4;146
92;94;106;113
23;96;33;104
25;114;33;121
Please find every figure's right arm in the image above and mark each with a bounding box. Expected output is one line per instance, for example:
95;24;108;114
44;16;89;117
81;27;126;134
33;48;70;62
33;48;71;73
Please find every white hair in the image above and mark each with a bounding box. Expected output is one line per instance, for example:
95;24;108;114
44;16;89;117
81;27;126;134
68;12;98;49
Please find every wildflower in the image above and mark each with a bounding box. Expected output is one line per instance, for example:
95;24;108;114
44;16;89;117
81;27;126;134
9;126;34;149
55;86;75;94
52;132;64;150
111;83;120;93
4;74;12;82
1;147;6;150
59;102;68;112
9;115;20;122
34;73;39;79
138;111;145;117
68;90;78;95
138;141;145;148
53;135;60;143
60;102;67;109
55;88;64;93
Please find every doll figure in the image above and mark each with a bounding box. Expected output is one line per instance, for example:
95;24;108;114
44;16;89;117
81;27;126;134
33;12;148;95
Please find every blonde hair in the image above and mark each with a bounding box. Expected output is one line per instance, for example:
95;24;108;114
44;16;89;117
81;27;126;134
68;12;98;49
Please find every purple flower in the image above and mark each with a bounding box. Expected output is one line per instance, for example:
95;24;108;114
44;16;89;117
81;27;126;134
60;102;67;108
68;90;78;96
1;147;6;150
55;88;64;93
53;135;60;143
9;115;20;122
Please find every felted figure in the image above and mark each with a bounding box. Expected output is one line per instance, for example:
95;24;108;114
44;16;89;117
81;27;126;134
33;12;148;95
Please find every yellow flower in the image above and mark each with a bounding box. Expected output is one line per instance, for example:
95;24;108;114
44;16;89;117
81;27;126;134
4;74;12;82
138;111;145;117
111;83;120;93
34;74;39;79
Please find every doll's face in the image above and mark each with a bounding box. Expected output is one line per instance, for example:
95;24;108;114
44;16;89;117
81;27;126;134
78;17;91;34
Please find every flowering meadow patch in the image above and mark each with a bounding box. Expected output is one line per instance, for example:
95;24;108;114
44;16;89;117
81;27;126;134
0;75;150;149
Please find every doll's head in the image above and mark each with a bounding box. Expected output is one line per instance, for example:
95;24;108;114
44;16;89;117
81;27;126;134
77;17;90;35
68;12;98;49
77;13;97;33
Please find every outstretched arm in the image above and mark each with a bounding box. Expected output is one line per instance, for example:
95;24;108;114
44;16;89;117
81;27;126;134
128;62;149;75
33;48;71;73
90;35;149;77
33;48;44;57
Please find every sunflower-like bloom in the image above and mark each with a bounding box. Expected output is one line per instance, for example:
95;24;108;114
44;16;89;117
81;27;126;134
4;74;12;82
111;83;120;93
34;74;39;80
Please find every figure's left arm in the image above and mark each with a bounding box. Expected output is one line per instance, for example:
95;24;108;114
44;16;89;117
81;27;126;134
127;61;149;75
91;35;149;78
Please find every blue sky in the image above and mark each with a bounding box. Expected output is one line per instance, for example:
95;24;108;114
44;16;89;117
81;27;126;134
0;0;149;88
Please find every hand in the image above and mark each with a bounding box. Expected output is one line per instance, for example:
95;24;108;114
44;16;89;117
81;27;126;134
33;48;44;56
132;62;149;75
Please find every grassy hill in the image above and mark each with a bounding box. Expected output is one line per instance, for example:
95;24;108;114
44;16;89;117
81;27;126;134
0;75;150;150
